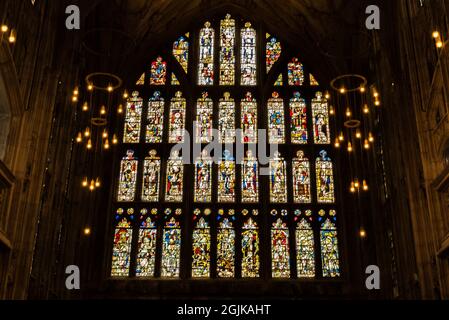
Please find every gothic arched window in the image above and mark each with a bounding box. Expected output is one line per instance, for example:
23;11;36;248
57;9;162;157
109;13;341;281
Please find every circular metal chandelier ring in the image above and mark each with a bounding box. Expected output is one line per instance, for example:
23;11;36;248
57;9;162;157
91;117;108;127
330;74;368;93
344;119;362;129
85;72;123;92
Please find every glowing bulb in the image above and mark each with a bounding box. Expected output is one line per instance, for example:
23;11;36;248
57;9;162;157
76;132;83;143
82;102;89;111
8;29;16;43
325;91;330;99
364;139;370;149
117;104;124;114
356;131;362;139
82;177;88;187
363;180;369;191
373;92;379;98
104;139;110;150
345;107;352;118
360;87;366;93
334;139;340;148
329;107;335;115
100;105;107;115
1;25;8;33
433;31;440;39
84;228;91;236
363;104;369;114
437;41;443;48
354;180;360;189
347;142;353;152
369;133;374;143
123;91;129;99
359;229;367;238
89;180;95;191
350;182;356;193
112;134;118;145
102;130;108;139
107;85;113;92
95;178;101;188
375;100;381;106
87;139;92;150
340;87;346;94
87;84;93;91
73;87;79;96
84;128;90;137
72;96;78;103
339;134;344;142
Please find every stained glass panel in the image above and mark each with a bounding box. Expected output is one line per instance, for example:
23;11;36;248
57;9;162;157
111;209;133;277
161;217;181;278
141;150;161;202
136;210;157;277
242;217;260;277
173;36;189;73
296;216;315;278
310;73;319;86
150;57;167;85
168;91;186;143
117;150;138;202
290;92;308;144
219;92;235;144
146;91;164;143
268;92;285;144
123;91;142;144
316;150;335;203
242;151;258;203
269;152;288;203
288;57;304;86
195;92;213;143
292;151;311;203
219;14;236;85
241;22;257;86
320;215;340;277
312;92;331;144
274;74;283;86
218;150;236;203
217;217;235;278
136;73;145;85
266;37;281;73
194;151;212;203
165;151;184;202
271;218;290;278
171;74;180;85
192;216;211;278
241;92;257;143
198;22;214;85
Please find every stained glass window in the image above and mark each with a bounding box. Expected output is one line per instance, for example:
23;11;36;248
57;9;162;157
268;92;285;144
241;92;257;143
150;57;167;85
320;210;340;277
271;218;290;278
310;73;319;86
219;92;235;144
288;57;304;86
266;37;281;73
242;150;258;203
269;152;288;203
136;209;157;277
312;92;331;144
275;74;283;86
146;91;164;143
173;36;189;73
296;212;315;278
194;151;212;203
290;92;308;144
195;92;214;143
172;74;180;85
241;22;257;86
192;213;211;278
161;216;182;278
111;208;133;277
316;150;335;203
242;217;260;277
123;91;142;143
136;73;145;85
292;151;311;203
168;91;186;143
141;150;161;202
117;150;138;202
217;214;235;277
218;150;236;203
165;151;184;202
219;14;236;86
198;22;214;85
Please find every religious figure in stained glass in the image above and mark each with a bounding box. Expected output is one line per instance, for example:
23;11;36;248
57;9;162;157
161;217;181;278
316;150;335;203
268;92;285;144
111;209;133;277
146;91;164;143
136;210;157;277
292;151;311;203
123;91;142;143
241;22;257;86
194;151;212;203
296;214;315;278
266;37;281;73
320;211;340;277
312;92;331;144
196;92;214;143
173;35;189;73
219;14;236;85
241;92;257;143
168;91;186;143
219;92;235;143
192;216;211;278
141;150;161;202
165;151;184;202
290;92;308;144
242;150;258;203
217;217;235;277
242;217;260;277
117;150;138;202
271;218;290;278
288;57;304;86
198;22;214;85
150;57;167;85
218;150;236;202
269;151;287;203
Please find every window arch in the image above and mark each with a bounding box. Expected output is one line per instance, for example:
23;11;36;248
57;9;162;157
110;13;341;281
